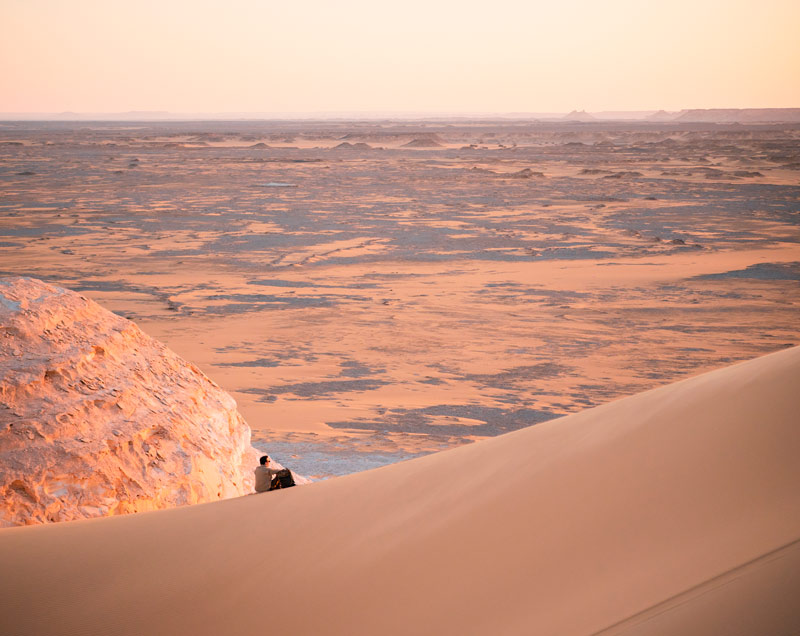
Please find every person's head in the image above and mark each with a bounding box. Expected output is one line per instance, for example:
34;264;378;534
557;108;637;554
260;455;270;466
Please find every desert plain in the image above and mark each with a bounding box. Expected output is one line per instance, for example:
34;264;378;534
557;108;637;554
1;118;799;478
1;118;800;635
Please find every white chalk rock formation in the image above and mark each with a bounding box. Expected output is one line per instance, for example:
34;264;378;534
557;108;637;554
0;277;259;527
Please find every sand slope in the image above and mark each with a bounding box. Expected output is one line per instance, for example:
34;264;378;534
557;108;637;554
1;346;799;635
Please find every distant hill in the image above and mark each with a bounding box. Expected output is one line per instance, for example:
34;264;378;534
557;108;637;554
562;110;597;122
675;108;800;123
334;141;372;150
645;110;683;122
401;137;443;148
591;111;665;120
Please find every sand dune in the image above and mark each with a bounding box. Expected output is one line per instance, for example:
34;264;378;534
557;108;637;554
1;346;799;635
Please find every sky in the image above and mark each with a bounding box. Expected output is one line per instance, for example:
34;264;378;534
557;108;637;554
1;0;798;114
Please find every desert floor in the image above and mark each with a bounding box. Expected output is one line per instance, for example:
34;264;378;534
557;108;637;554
1;119;798;477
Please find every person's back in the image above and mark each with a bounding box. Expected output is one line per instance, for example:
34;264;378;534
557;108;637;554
254;455;281;493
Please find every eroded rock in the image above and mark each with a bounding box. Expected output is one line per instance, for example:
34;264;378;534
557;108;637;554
0;277;260;526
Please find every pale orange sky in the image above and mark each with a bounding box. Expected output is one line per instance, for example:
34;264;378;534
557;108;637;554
1;0;798;114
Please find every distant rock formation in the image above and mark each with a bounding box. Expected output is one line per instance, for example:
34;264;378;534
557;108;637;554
0;277;260;527
674;108;800;123
731;170;764;177
340;132;445;146
506;168;545;179
645;110;682;122
334;142;372;150
402;138;443;148
601;171;643;179
562;110;597;122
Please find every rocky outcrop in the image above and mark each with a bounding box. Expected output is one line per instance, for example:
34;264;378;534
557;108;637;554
0;277;260;527
334;142;372;150
401;136;444;148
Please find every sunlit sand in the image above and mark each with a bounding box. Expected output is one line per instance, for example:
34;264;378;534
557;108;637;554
1;345;798;634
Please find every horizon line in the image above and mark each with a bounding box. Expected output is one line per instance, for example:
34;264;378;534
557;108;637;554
2;107;799;124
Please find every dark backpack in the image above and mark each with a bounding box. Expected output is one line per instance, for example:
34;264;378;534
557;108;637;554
270;469;296;490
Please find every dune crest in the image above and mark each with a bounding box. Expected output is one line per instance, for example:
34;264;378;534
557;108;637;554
0;277;259;526
0;343;798;633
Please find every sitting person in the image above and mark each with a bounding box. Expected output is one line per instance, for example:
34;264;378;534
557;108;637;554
254;455;296;493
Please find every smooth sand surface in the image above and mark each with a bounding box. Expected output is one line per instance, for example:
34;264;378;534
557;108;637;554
1;346;799;635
